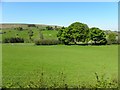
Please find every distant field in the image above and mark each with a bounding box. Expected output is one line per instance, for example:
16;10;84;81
2;44;118;87
2;29;58;42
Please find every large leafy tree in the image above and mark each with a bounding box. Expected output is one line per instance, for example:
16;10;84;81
57;22;89;45
57;27;70;45
89;27;107;45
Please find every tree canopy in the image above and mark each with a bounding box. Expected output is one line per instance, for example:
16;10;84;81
89;27;107;45
57;22;107;45
57;22;89;45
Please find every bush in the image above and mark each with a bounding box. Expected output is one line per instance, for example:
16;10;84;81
107;32;117;45
28;24;36;27
15;27;23;31
3;37;24;43
34;39;61;45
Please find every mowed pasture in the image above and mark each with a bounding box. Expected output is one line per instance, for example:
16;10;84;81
2;44;118;87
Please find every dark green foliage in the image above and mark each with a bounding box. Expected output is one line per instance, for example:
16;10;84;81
99;38;107;45
34;39;61;45
61;26;65;29
16;27;23;31
57;27;69;45
89;27;107;45
68;22;89;43
57;22;89;45
28;30;34;40
3;31;6;34
54;26;60;31
3;37;24;43
57;22;109;45
46;26;54;30
54;26;58;30
0;31;6;34
28;24;36;27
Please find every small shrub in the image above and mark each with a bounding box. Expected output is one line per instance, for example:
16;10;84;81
3;37;24;43
16;27;23;31
34;39;61;45
28;24;36;27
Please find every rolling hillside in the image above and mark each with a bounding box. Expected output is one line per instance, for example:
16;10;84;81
0;23;62;29
0;23;119;44
0;23;61;42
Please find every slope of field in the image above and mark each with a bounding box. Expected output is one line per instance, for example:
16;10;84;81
2;44;118;87
2;29;58;42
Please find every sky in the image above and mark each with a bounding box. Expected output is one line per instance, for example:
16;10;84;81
1;2;118;31
1;0;119;2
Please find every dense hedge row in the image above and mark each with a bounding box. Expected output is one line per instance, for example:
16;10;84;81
3;37;24;43
34;39;61;45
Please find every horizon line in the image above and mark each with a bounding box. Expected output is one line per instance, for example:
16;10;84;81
0;22;118;31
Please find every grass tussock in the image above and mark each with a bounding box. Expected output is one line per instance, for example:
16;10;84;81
2;71;118;89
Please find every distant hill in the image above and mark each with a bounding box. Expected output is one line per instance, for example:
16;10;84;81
0;23;119;36
0;23;62;29
105;30;119;36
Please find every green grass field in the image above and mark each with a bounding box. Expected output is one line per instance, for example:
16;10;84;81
0;44;2;87
2;29;58;42
2;44;118;88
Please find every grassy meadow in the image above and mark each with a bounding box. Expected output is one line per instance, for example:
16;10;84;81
1;25;118;88
2;44;118;88
2;29;58;42
1;1;119;88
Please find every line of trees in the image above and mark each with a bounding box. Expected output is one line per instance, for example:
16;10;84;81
2;22;118;45
57;22;117;45
46;26;60;31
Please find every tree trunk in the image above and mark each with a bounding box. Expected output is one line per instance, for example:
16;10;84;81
74;38;77;45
